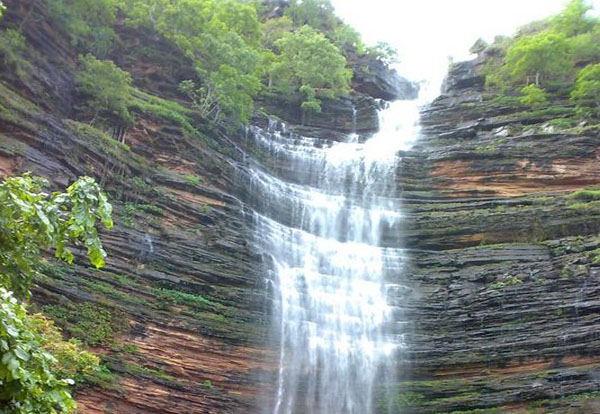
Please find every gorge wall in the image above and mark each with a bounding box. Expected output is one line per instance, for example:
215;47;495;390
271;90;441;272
1;1;600;413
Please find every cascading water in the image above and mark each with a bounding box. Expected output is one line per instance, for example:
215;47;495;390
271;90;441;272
242;88;432;413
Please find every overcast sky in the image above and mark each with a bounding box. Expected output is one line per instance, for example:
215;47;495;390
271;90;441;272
330;0;600;92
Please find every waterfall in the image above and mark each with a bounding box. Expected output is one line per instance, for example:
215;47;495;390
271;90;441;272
244;96;425;413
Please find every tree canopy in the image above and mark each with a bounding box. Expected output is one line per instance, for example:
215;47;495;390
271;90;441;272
55;0;394;124
482;0;600;116
571;63;600;117
270;25;352;112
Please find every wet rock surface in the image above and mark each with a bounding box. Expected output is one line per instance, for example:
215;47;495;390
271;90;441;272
393;58;600;413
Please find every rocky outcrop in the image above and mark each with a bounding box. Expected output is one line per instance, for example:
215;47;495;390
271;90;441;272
391;58;600;413
351;53;420;101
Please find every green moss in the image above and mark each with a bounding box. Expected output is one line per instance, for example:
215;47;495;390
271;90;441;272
567;200;600;210
183;174;203;186
123;361;175;382
152;287;218;311
490;276;523;289
43;302;128;346
130;89;198;136
565;188;600;201
385;391;426;409
528;391;600;409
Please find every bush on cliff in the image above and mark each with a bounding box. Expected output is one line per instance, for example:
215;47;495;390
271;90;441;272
75;54;133;126
520;84;548;106
571;63;600;117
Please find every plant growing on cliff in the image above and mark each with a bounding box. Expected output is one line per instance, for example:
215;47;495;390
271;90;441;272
118;0;263;124
570;63;600;117
47;0;118;57
0;173;113;298
0;288;76;414
504;30;572;86
75;54;133;126
270;25;351;112
0;29;33;81
284;0;337;32
520;84;548;106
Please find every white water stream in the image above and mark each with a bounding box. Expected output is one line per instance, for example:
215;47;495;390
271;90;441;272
245;85;435;413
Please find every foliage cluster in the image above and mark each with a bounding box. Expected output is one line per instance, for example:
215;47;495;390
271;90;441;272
0;288;75;414
75;54;133;125
47;0;118;57
115;0;364;123
40;0;395;126
0;29;32;81
0;173;113;413
482;0;600;118
0;174;113;298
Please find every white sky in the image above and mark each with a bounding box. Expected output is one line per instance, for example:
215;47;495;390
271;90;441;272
331;0;600;93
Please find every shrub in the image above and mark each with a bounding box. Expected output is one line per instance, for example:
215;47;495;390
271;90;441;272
43;303;126;347
570;63;600;118
0;28;32;79
520;84;548;106
75;54;133;125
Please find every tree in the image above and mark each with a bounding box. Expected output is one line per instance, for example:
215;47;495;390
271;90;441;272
47;0;118;57
261;16;294;51
504;30;572;85
520;84;548;106
570;63;600;117
0;174;113;298
271;25;351;112
0;173;112;413
75;54;133;125
552;0;594;36
469;38;488;55
119;0;263;124
0;1;5;19
365;41;399;66
284;0;336;32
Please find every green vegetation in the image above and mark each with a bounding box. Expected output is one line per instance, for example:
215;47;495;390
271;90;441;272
0;29;33;81
571;62;600;117
75;54;133;125
50;0;392;126
47;0;117;57
43;303;126;347
0;174;113;298
0;288;76;414
483;0;600;119
519;84;548;106
270;25;351;111
565;188;600;201
490;276;523;289
152;287;218;311
0;173;113;413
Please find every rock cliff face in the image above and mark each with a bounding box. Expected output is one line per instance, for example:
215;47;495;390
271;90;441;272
1;2;600;413
393;59;600;413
